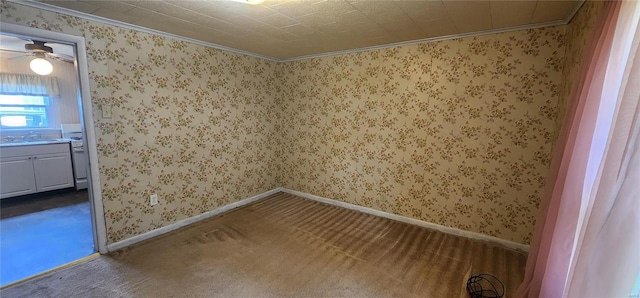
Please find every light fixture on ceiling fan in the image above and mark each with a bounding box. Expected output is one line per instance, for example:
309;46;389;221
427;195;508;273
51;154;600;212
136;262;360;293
30;53;53;75
26;41;53;75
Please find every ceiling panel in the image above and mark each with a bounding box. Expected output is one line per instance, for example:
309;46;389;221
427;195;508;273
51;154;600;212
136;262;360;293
84;1;136;14
531;1;580;23
416;18;459;38
491;1;538;28
404;2;449;24
44;0;99;14
92;8;141;25
36;0;582;60
443;1;493;33
257;13;300;28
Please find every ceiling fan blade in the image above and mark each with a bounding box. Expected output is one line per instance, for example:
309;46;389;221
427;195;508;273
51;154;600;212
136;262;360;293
47;52;74;63
0;48;27;54
48;55;73;63
8;55;29;61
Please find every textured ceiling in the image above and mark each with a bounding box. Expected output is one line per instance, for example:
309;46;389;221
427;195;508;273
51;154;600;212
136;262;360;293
36;0;582;60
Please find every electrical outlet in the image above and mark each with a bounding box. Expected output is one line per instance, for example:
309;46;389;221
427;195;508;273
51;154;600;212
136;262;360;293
150;194;158;206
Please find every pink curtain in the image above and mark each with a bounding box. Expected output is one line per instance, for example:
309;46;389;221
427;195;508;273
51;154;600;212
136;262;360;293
566;1;640;295
517;1;640;297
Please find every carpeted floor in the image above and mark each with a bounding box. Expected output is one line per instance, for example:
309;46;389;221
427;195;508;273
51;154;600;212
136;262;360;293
0;190;94;287
1;192;527;297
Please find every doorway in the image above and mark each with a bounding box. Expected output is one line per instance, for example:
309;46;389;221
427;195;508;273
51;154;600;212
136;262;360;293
0;23;106;287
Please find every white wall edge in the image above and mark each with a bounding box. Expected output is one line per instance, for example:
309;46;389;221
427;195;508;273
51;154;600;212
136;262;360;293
280;188;530;252
107;187;284;252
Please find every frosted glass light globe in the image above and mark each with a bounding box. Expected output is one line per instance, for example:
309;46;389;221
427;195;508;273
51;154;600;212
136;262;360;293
30;57;53;75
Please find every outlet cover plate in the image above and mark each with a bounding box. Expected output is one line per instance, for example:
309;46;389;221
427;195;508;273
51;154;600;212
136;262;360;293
150;194;158;206
102;105;112;119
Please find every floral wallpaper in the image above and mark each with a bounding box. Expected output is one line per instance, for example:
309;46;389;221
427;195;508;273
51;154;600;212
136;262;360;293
2;1;598;246
276;27;566;244
1;2;280;243
557;0;607;136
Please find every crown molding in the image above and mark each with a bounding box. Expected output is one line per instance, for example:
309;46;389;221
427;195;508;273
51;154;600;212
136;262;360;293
279;20;567;62
9;0;279;62
10;0;585;64
566;0;588;26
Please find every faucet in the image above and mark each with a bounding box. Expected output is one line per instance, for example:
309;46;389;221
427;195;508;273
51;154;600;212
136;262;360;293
24;131;42;142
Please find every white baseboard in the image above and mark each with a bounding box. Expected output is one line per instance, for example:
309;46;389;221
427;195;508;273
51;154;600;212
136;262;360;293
280;188;530;252
107;187;529;253
107;187;284;252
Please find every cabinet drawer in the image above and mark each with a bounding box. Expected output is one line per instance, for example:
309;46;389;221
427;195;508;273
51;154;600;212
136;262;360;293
1;143;70;158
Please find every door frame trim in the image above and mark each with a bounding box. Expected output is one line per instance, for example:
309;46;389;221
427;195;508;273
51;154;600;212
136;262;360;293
1;22;108;254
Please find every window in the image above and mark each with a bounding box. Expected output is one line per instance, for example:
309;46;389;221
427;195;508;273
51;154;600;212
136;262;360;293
0;95;50;128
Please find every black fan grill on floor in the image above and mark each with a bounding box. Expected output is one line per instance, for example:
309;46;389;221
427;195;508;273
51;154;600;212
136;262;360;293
466;273;505;298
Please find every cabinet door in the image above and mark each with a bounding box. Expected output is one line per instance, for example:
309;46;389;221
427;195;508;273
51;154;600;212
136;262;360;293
32;152;74;192
0;156;37;199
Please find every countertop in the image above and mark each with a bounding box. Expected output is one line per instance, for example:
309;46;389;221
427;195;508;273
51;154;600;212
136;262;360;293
0;139;71;148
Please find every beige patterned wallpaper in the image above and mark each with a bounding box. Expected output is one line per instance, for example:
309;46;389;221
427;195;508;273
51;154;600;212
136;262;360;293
277;27;566;244
1;2;280;243
1;1;602;246
557;0;607;136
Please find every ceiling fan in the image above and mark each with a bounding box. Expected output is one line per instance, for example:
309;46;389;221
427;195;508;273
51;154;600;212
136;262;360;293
3;40;74;63
1;39;74;75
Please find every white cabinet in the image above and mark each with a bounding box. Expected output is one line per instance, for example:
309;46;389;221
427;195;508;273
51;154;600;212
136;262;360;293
0;156;38;197
0;143;74;199
33;153;75;192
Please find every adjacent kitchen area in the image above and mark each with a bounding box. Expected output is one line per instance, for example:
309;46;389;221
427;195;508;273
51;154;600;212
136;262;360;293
0;34;95;287
1;124;86;199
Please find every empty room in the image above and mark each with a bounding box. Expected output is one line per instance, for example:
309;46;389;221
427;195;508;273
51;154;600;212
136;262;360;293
0;0;638;297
